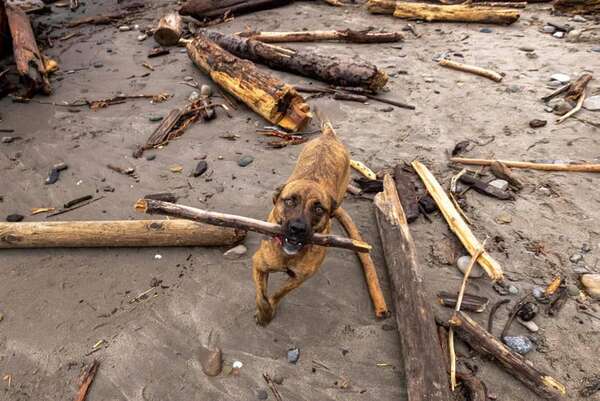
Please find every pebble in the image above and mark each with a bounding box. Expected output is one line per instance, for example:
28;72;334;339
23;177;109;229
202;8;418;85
532;286;545;300
149;115;163;122
1;136;15;143
119;25;131;32
526;52;538;59
538;186;551;196
592;47;600;53
583;95;600;111
137;34;147;42
553;31;565;39
93;62;103;68
102;185;115;192
200;85;212;97
547;80;563;89
517;302;538;321
154;254;162;260
199;345;222;376
233;360;243;369
529;119;547;128
183;76;194;81
192;160;208;177
507;85;521;93
223;244;247;259
570;254;583;263
480;28;493;33
146;154;156;161
518;318;539;333
239;155;254;167
456;255;485;278
544;106;554;113
550;73;570;84
495;212;512;225
503;335;533;354
508;285;519;295
257;389;268;400
287;347;300;364
134;24;140;30
272;374;284;385
582;243;592;253
188;91;200;102
581;274;600;299
567;284;580;296
493;283;510;296
170;165;183;173
379;106;394;112
572;15;587;22
6;214;24;222
489;179;509;191
518;46;535;52
542;25;556;34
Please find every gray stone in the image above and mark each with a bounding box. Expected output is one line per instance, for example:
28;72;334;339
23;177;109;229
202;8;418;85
456;255;485;278
188;91;200;102
224;244;247;259
287;347;300;364
119;25;131;32
480;28;493;33
570;254;583;263
257;389;268;400
550;73;570;84
529;119;547;128
149;115;163;122
146;154;156;161
200;85;212;97
567;284;580;296
518;46;535;52
183;76;194;81
543;25;556;34
503;335;533;354
544;106;554;113
572;15;587;22
238;155;254;167
93;62;103;68
547;80;563;89
553;31;565;39
489;179;509;191
583;95;600;111
137;34;147;41
272;374;284;385
518;319;539;333
1;136;15;143
532;286;545;300
593;47;600;53
508;285;519;295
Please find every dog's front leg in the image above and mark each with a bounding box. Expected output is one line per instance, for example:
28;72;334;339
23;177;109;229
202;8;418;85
252;251;275;326
268;272;310;314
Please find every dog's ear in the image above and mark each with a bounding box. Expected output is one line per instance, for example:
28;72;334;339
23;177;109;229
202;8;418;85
272;184;285;205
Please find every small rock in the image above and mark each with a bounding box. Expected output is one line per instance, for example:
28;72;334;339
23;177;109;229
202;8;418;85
493;283;510;296
272;374;284;385
518;46;535;52
517;302;538;321
381;323;396;331
149;115;163;122
188;91;200;102
552;98;575;115
570;254;583;263
137;34;147;42
257;389;268;400
525;52;538;59
456;255;485;278
553;31;565;38
495;212;512;225
532;286;545;300
507;85;521;93
170;165;183;173
582;243;592;253
119;25;131;32
529;119;547;128
566;284;580;297
93;62;103;68
146;154;156;161
583;95;600;111
572;15;587;22
232;360;243;369
200;85;212;97
287;347;300;364
550;73;570;84
224;244;247;259
45;162;68;185
199;345;222;376
183;76;194;81
518;318;539;333
102;185;115;192
544;106;554;113
538;186;552;196
503;335;533;354
592;47;600;53
239;155;254;167
192;160;208;177
424;77;435;83
508;285;519;295
581;274;600;299
547;80;563;89
154;254;162;260
480;28;493;33
1;136;15;143
379;106;394;112
543;25;556;34
489;179;509;191
134;24;140;30
6;214;24;222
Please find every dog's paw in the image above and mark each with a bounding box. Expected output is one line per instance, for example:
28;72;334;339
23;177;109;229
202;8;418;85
255;297;274;326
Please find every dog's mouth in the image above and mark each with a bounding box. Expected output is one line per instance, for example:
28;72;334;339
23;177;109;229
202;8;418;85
281;236;305;256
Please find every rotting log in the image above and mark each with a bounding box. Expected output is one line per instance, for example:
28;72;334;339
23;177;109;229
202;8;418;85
154;12;182;46
0;220;245;248
5;4;51;96
393;165;419;223
200;30;388;92
237;29;404;43
135;199;371;253
186;34;311;132
450;311;566;399
179;0;295;21
367;0;520;24
374;175;452;401
554;0;600;14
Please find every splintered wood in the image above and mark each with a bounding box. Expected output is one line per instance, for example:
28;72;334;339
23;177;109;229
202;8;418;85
412;161;504;281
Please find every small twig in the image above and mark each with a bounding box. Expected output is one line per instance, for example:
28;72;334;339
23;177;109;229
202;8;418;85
487;298;510;334
47;196;105;218
263;373;283;401
74;360;99;401
556;90;586;124
500;294;534;339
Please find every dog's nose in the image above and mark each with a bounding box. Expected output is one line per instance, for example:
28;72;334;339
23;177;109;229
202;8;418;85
288;220;307;235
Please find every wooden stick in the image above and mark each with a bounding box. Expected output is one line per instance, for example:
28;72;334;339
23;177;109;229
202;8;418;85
74;360;99;401
154;12;182;46
450;157;600;173
135;199;371;253
180;0;295;21
412;161;503;281
334;207;390;318
564;73;592;103
450;311;566;399
437;291;489;312
0;220;245;248
374;175;452;401
556;89;586;124
439;59;503;82
237;29;404;43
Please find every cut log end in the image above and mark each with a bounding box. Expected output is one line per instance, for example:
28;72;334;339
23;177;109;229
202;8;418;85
134;198;149;212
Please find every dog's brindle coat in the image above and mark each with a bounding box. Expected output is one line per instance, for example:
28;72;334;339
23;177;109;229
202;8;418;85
252;122;350;325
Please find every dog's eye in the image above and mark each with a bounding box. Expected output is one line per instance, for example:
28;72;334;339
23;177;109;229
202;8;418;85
314;205;325;216
284;198;295;207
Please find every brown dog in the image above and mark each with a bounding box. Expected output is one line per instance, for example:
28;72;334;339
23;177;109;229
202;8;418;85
252;121;350;325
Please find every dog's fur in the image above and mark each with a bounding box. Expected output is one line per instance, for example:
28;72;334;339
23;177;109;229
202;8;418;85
252;121;350;325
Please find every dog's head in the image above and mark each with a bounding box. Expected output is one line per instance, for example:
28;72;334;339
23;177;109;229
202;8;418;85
272;180;338;256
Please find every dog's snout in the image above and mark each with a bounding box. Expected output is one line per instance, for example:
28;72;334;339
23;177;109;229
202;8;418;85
288;220;307;235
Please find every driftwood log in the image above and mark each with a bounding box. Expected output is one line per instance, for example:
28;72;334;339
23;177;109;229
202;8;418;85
450;311;566;399
135;199;372;253
554;0;600;14
367;0;520;24
450;157;600;173
180;0;294;21
200;30;388;92
237;29;404;43
154;12;182;46
186;34;311;131
0;220;245;248
374;175;452;401
5;4;51;96
393;165;420;223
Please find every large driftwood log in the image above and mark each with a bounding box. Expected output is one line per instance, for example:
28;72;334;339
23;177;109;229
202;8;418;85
5;4;51;96
154;12;183;46
450;157;600;173
367;0;520;24
180;0;295;20
237;29;404;43
135;199;372;253
374;175;452;401
450;311;566;399
0;220;245;248
186;34;311;131
554;0;600;14
200;30;388;92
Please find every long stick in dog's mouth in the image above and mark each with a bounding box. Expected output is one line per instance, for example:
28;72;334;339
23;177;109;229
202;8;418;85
135;199;371;253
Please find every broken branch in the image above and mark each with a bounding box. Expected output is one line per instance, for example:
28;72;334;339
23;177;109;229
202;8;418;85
439;59;503;82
